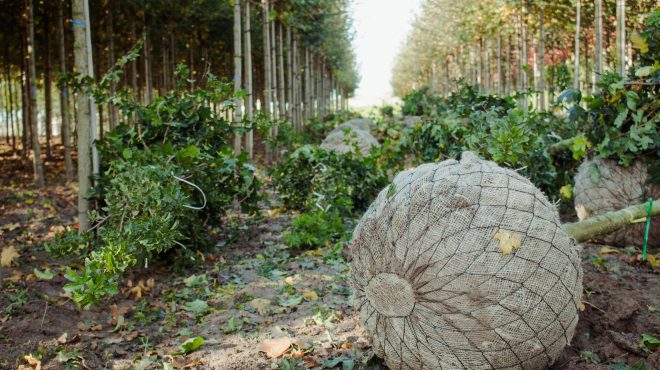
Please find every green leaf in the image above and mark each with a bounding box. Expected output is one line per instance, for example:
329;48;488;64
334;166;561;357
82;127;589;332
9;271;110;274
173;336;204;355
635;66;654;77
640;333;660;352
631;32;649;53
278;295;303;307
614;109;629;128
184;299;208;314
33;268;55;280
183;274;207;287
589;163;601;183
122;148;132;160
580;351;600;363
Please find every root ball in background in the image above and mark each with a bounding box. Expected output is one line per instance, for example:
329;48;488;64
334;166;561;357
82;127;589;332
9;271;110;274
351;152;583;369
574;157;659;247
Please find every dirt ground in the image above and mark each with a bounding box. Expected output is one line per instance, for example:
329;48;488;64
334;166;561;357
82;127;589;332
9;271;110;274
1;143;658;370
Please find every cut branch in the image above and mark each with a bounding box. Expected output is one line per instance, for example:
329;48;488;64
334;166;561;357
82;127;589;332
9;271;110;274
564;199;659;242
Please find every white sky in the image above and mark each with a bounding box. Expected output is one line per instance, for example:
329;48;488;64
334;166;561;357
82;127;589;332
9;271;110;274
350;0;422;108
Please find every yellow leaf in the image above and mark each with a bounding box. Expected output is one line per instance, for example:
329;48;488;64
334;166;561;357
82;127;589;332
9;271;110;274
494;230;522;255
258;337;293;359
1;246;20;267
559;184;573;200
302;291;318;301
631;32;649;53
647;255;659;268
579;300;586;312
23;354;41;370
599;247;619;255
284;276;296;285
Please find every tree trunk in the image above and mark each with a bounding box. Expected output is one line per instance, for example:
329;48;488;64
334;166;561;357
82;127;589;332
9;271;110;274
72;0;96;231
143;12;153;104
244;0;253;159
277;24;285;120
564;199;659;243
286;26;292;121
497;32;503;95
594;0;603;89
20;36;29;160
58;0;73;181
233;0;243;154
130;16;138;97
615;0;626;76
26;0;44;187
538;6;545;111
106;1;117;129
162;35;168;93
262;0;272;117
44;12;53;158
521;0;528;109
270;9;278;120
4;48;16;151
573;0;581;90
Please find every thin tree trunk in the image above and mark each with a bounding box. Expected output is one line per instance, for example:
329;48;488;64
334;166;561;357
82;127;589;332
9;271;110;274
44;12;52;158
584;32;590;92
72;0;96;231
4;48;16;151
506;34;511;95
21;36;29;159
244;0;253;159
594;0;603;89
26;0;44;187
262;0;272;117
286;26;293;121
304;48;311;119
277;24;285;119
143;11;152;104
521;0;528;108
270;9;278;120
162;35;168;93
58;0;73;181
233;0;243;154
497;32;503;95
131;16;138;95
574;0;581;89
539;6;545;111
616;0;626;76
106;1;117;129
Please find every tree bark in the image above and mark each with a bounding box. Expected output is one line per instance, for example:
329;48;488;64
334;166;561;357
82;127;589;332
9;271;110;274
20;35;29;160
244;0;253;159
286;26;293;121
564;199;659;242
574;0;581;90
594;0;603;89
106;1;117;129
72;0;96;231
130;16;138;98
143;11;153;104
233;0;243;154
58;0;73;181
277;23;285;119
26;0;44;187
270;9;278;120
615;0;626;76
538;6;545;111
44;11;53;158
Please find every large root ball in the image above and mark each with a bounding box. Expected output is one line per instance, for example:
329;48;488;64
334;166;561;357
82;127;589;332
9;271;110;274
574;157;659;247
334;117;375;132
351;152;583;370
321;126;380;156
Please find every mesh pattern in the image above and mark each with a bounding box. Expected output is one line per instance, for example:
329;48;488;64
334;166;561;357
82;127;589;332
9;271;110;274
574;157;659;247
321;125;380;156
336;118;375;132
351;152;583;370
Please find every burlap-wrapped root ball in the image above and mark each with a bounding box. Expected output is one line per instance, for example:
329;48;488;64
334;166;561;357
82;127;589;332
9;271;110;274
335;117;374;132
321;126;380;156
351;152;583;370
574;157;659;247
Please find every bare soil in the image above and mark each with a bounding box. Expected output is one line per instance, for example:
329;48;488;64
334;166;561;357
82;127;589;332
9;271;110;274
1;143;658;370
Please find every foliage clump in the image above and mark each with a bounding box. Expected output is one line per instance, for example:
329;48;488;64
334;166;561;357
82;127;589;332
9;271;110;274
47;66;261;308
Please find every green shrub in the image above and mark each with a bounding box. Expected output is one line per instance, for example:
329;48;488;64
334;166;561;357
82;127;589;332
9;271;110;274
55;64;262;308
284;210;346;249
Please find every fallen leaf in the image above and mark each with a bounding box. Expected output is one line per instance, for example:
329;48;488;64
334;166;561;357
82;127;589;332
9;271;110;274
23;354;41;370
5;270;23;283
57;333;68;344
302;291;319;301
284;276;296;285
249;298;272;315
579;301;586;312
33;268;55;280
575;204;589;221
494;230;522;255
599;247;620;255
646;255;659;268
259;337;293;359
173;336;205;355
1;246;20;267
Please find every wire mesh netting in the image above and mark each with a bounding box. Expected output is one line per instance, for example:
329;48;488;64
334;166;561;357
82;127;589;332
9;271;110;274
574;157;659;247
351;152;583;370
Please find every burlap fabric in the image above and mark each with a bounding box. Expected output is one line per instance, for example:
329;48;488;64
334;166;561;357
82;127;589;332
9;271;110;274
574;157;659;247
334;117;374;132
351;152;583;370
321;123;380;156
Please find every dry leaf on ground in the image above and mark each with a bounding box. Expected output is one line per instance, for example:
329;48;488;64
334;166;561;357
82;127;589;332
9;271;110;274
1;245;20;267
258;337;293;359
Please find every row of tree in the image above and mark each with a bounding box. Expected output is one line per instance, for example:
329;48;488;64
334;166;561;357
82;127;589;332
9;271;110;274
392;0;656;108
0;0;358;188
